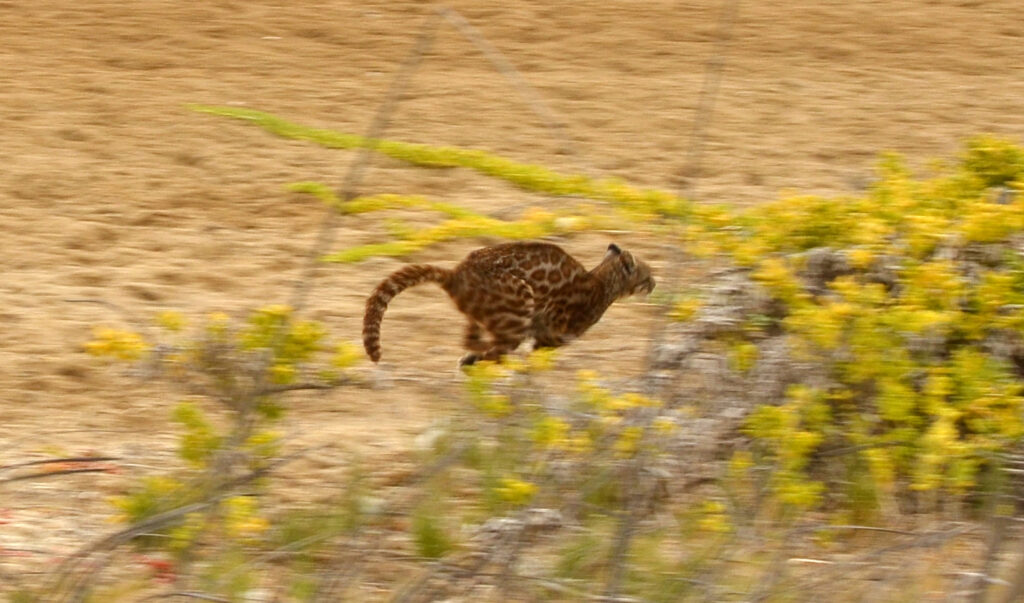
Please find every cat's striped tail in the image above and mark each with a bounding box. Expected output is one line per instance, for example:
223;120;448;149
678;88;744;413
362;264;454;362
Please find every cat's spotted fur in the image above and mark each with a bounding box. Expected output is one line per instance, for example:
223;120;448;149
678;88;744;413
362;241;655;365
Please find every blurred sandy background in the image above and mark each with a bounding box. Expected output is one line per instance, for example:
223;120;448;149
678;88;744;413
1;0;1023;581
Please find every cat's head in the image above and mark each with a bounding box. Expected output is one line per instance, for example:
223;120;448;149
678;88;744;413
605;243;656;297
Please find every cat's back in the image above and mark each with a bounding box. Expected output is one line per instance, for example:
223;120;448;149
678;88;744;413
454;242;590;305
461;242;583;278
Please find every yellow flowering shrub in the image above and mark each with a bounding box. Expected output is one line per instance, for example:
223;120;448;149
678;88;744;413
267;117;1024;516
183;104;1024;586
692;135;1024;514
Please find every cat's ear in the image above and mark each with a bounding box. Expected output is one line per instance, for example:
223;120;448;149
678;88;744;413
605;243;622;260
620;251;637;274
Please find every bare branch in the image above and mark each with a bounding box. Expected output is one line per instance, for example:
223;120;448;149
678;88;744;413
257;378;355;395
48;449;311;601
0;456;119;473
288;9;441;314
137;592;231;602
0;467;116;485
63;298;145;328
437;7;580;159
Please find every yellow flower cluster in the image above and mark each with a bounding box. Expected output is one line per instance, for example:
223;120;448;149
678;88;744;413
752;258;806;307
110;475;186;524
170;511;206;552
463;360;513;416
576;370;660;412
84;327;149;361
332;341;362;370
173;402;222;469
669;296;702;323
496;477;537;506
239;305;328;385
223;495;270;540
728;340;759;373
531;415;570;449
697;500;732;534
156;310;186;332
244;429;281;461
745;385;830;509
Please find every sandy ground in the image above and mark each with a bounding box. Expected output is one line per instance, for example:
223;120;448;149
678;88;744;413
2;0;1024;590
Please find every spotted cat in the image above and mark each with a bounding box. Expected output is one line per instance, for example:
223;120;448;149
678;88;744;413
362;241;655;365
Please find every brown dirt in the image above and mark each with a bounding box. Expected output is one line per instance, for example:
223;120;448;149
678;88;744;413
2;0;1023;592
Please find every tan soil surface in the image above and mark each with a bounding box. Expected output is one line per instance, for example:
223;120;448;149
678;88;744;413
2;0;1023;593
